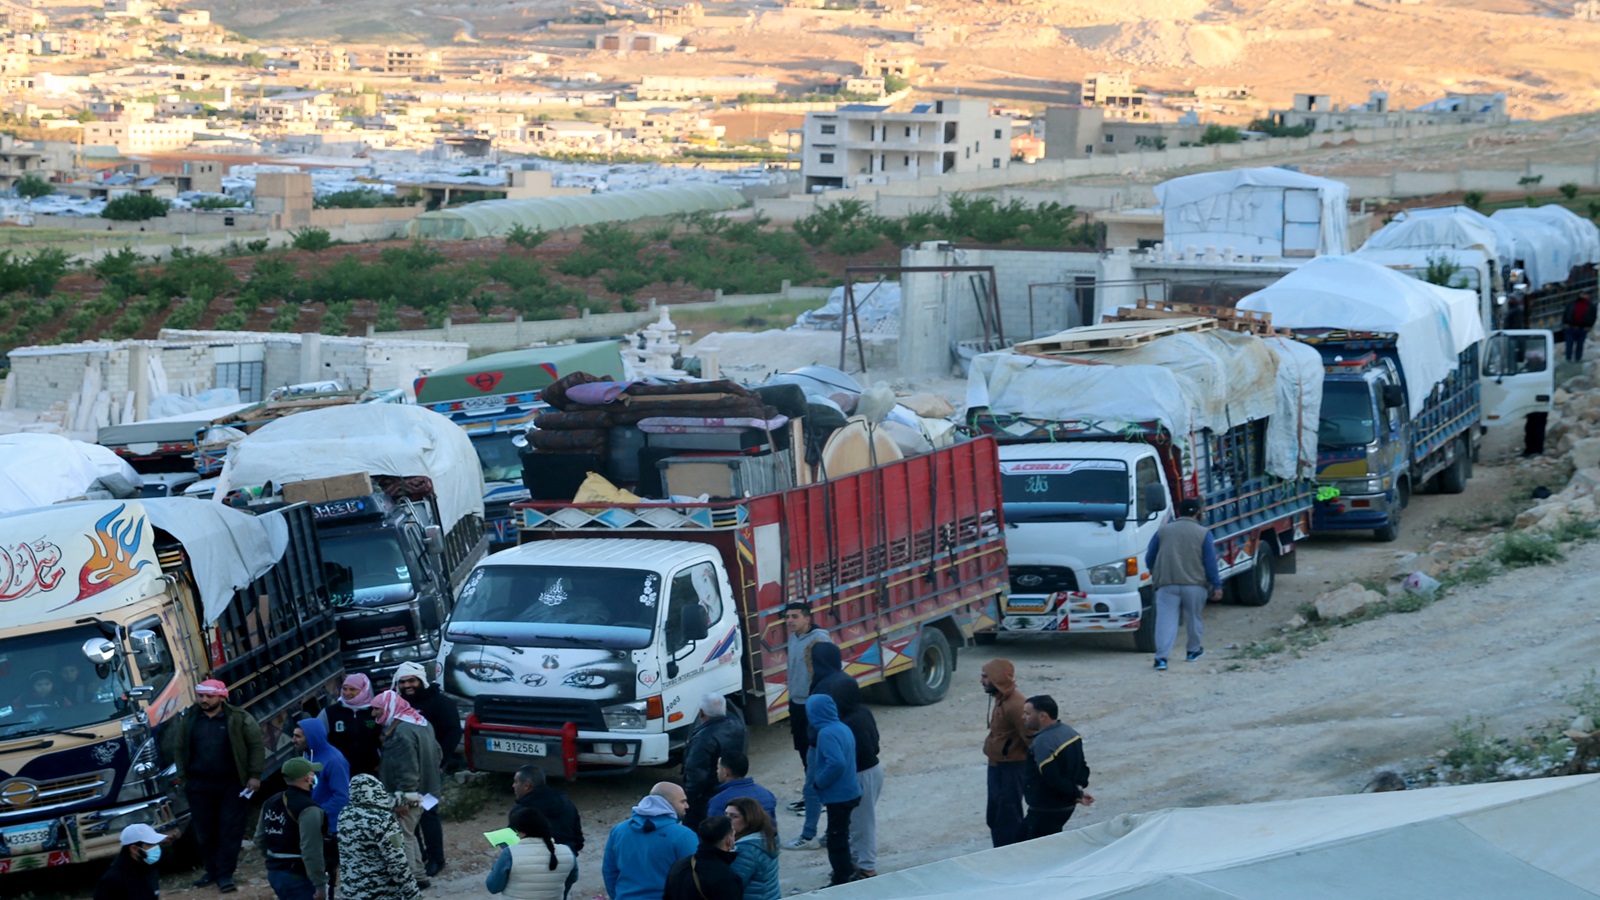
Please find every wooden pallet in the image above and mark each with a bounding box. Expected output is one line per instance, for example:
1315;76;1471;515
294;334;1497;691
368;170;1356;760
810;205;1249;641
1106;300;1290;337
1016;317;1214;354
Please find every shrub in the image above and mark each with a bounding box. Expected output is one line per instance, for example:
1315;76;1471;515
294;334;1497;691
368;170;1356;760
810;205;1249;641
102;194;171;221
1463;191;1485;211
164;298;207;330
1201;124;1241;145
505;224;549;249
1517;175;1543;188
269;304;301;332
1560;182;1581;201
215;310;247;331
14;174;54;201
315;188;391;210
189;195;244;209
289;227;334;252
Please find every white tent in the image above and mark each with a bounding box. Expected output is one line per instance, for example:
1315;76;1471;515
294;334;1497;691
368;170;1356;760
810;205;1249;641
817;775;1600;899
1154;167;1351;258
1358;206;1513;273
215;404;486;532
1237;256;1485;411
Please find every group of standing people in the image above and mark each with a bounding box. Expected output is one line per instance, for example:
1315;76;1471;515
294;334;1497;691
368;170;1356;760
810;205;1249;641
981;659;1095;848
99;663;463;900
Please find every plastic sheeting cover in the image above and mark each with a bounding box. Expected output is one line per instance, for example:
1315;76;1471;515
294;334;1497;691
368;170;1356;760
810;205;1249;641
1238;256;1485;411
1154;167;1351;257
815;775;1600;900
1491;205;1600;290
215;404;486;531
0;434;142;514
1358;207;1512;272
408;184;746;239
966;329;1321;481
792;282;902;331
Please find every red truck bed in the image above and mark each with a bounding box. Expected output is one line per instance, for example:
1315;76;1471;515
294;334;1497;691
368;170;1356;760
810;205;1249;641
518;437;1009;722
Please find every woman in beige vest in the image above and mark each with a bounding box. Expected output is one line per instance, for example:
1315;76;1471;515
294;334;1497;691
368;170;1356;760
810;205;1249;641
487;806;578;899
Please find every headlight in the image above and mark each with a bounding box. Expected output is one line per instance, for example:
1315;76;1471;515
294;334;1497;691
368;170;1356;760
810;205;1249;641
601;703;647;731
1089;562;1127;586
378;644;427;664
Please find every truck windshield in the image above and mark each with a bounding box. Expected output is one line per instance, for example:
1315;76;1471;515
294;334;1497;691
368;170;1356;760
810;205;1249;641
999;460;1129;523
322;531;418;609
1319;382;1377;448
0;627;129;738
472;433;525;484
449;565;657;650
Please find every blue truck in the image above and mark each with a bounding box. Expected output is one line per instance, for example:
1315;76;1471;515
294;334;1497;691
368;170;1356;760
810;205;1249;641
415;343;626;549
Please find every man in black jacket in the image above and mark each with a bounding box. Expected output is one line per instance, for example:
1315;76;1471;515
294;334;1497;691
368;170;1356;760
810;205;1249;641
255;758;330;900
393;662;461;877
662;815;743;900
94;824;169;900
161;679;263;894
513;764;584;897
1021;695;1094;839
681;694;747;828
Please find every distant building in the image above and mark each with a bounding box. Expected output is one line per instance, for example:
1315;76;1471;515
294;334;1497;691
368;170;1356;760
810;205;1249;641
101;0;151;18
385;46;440;76
1195;85;1250;101
255;90;338;125
1081;71;1147;115
296;46;351;73
1040;106;1201;158
0;134;49;192
914;22;966;47
861;49;915;80
651;2;704;26
1269;89;1508;131
81;120;201;153
527;119;615;148
800;99;1012;193
594;31;683;53
637;75;776;100
609;106;723;142
0;51;28;76
1575;0;1600;19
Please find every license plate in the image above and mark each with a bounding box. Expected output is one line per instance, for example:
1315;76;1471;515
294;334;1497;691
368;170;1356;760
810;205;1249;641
1;822;52;852
460;396;507;412
486;738;547;757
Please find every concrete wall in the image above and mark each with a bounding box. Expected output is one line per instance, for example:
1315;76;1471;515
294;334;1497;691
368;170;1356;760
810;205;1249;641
368;282;834;351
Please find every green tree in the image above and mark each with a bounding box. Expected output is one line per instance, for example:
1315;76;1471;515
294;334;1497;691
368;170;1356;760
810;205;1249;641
102;194;171;221
290;227;334;252
1559;182;1580;201
1200;124;1240;145
883;74;909;95
241;52;268;69
14;175;54;201
1462;191;1485;212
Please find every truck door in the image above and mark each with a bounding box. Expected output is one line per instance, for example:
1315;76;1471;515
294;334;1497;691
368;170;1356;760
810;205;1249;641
1481;331;1555;429
659;561;742;728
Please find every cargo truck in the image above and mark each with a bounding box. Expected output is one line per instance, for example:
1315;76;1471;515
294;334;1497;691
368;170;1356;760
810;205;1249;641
444;438;1008;778
215;404;488;681
1239;256;1502;542
415;343;626;549
966;318;1321;648
0;499;340;876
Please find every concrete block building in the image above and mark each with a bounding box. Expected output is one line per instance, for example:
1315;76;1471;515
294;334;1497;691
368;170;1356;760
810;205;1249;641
799;99;1011;192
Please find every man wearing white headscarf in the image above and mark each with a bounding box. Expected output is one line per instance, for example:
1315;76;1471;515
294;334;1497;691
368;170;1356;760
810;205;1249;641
372;689;442;887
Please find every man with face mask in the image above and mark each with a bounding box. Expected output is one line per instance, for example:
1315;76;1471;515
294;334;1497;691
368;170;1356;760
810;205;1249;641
391;663;459;877
161;679;263;894
293;718;349;893
256;758;329;900
94;824;169;900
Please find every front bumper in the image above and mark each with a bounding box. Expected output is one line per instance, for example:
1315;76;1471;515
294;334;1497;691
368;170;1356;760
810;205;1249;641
998;588;1143;633
1313;490;1395;531
463;715;670;779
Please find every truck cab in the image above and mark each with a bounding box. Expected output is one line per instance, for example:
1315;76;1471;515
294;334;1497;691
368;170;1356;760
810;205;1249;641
446;538;742;777
996;443;1164;647
1311;351;1413;541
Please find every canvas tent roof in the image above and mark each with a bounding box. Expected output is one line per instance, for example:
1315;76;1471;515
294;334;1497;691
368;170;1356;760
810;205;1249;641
1154;167;1351;257
818;775;1600;900
408;184;745;239
414;343;626;404
1237;255;1485;411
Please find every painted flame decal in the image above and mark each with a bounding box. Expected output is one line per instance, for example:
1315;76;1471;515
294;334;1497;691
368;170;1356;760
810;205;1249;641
71;504;153;605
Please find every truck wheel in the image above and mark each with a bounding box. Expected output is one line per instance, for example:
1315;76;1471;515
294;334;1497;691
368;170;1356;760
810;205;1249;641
892;628;953;706
1133;588;1156;653
1232;541;1275;607
1374;503;1402;542
1438;441;1469;494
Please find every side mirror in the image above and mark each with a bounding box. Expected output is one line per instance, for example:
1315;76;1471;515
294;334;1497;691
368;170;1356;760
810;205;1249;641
130;629;163;667
1381;383;1405;409
83;637;118;664
681;604;710;642
1141;483;1168;516
423;524;444;555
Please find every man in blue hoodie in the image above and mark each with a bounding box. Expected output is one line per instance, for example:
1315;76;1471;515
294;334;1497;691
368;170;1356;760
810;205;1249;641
292;717;350;893
805;694;861;888
602;782;698;900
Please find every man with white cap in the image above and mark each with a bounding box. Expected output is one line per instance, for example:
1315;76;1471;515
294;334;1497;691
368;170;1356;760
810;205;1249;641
391;662;460;877
93;824;169;900
256;757;331;900
161;678;264;894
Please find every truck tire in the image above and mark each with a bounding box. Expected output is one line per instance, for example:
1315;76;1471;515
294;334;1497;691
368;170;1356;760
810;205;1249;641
1438;440;1469;494
892;627;953;706
1232;540;1276;607
1133;587;1157;653
1374;503;1402;542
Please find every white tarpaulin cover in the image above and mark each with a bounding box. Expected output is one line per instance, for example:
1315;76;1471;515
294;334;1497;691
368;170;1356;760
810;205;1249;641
215;404;486;531
966;328;1322;480
1154;167;1351;257
816;775;1600;900
1358;206;1512;272
0;499;288;628
1237;256;1485;411
1262;336;1324;479
792;282;902;332
1491;205;1600;290
0;434;142;514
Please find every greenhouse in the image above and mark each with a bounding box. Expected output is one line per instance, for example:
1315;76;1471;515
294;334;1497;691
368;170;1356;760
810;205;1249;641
408;183;747;239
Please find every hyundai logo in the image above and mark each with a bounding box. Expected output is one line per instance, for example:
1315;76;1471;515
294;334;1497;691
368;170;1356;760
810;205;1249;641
0;781;38;807
1015;574;1044;588
520;674;547;687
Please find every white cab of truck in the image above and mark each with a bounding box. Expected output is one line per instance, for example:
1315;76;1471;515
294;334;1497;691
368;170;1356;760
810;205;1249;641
440;538;744;774
997;442;1167;649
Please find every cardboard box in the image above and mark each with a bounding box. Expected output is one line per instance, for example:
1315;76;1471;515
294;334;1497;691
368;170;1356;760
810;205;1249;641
283;472;373;504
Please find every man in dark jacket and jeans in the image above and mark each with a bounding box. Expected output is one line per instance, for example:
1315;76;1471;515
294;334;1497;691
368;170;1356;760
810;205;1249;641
681;694;747;828
1021;695;1094;839
393;662;460;877
514;764;584;897
1565;292;1596;362
1145;498;1223;671
162;679;263;894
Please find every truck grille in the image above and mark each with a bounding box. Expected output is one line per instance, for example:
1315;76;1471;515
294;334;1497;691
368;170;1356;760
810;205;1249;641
0;768;116;820
1009;566;1077;595
473;696;606;731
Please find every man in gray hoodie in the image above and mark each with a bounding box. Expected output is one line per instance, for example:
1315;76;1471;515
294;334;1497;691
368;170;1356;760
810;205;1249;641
783;602;830;812
1144;498;1222;672
602;782;698;900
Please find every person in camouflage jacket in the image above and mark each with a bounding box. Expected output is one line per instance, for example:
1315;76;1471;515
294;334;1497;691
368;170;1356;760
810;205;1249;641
336;775;421;900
